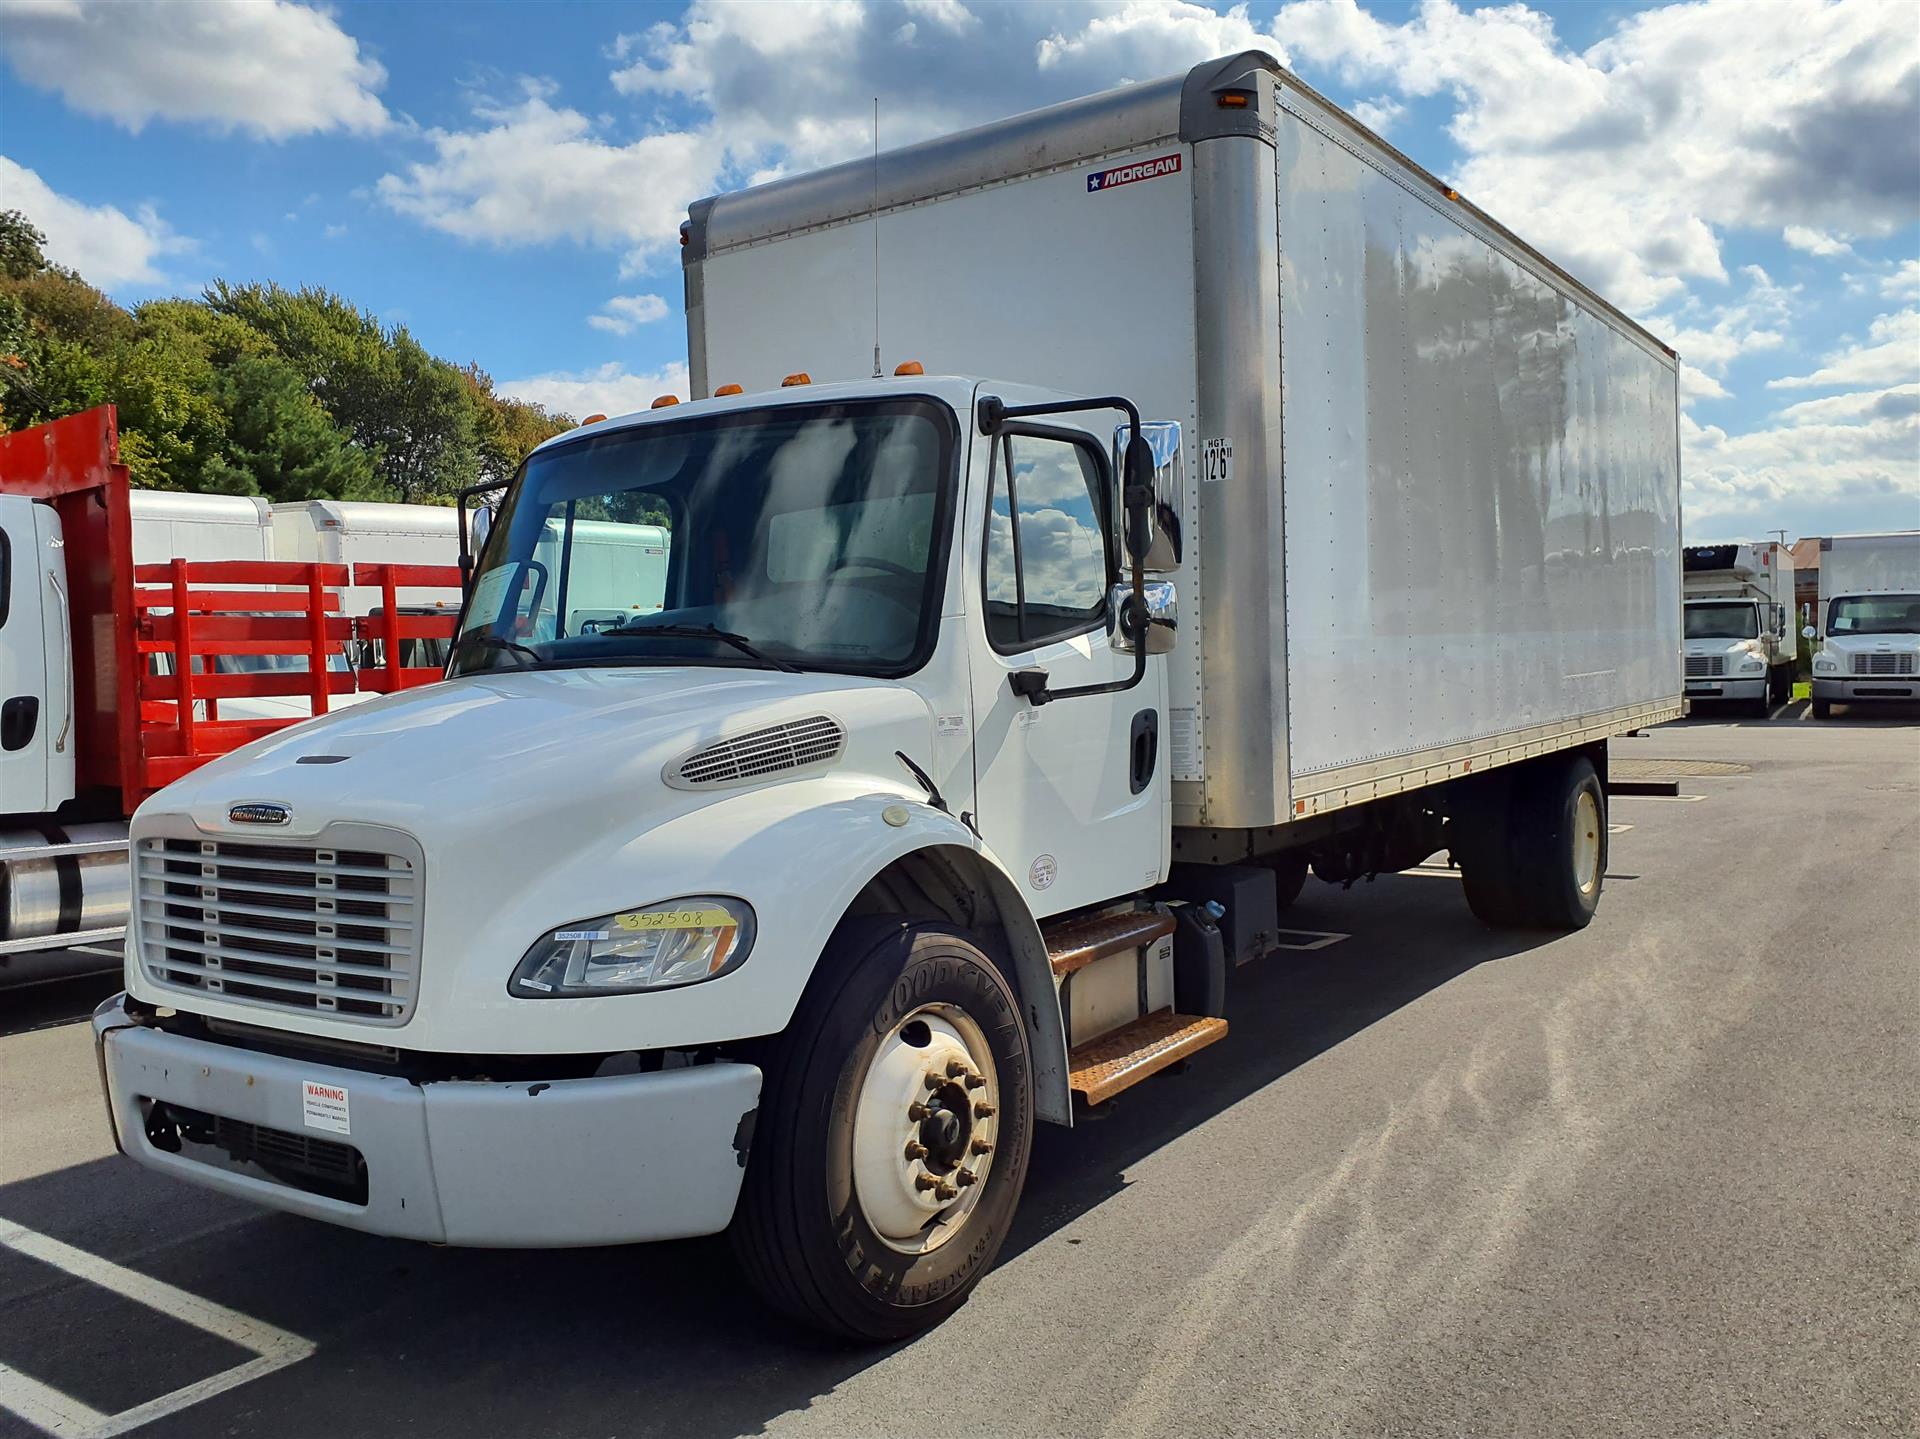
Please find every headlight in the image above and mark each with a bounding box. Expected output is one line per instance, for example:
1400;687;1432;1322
510;897;755;998
1740;658;1764;672
1814;653;1839;673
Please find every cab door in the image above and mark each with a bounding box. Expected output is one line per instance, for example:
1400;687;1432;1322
0;496;66;814
964;419;1167;919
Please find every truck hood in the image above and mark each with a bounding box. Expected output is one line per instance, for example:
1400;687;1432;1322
1683;638;1761;656
138;666;935;848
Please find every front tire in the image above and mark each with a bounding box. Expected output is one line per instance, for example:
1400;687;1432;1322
730;920;1034;1341
1812;698;1832;720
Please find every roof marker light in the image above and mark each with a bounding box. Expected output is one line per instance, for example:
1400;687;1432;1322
651;394;679;408
582;413;608;425
1218;91;1250;109
893;361;924;376
714;383;744;396
781;372;811;387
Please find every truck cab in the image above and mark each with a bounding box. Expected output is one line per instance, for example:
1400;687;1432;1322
1681;542;1793;716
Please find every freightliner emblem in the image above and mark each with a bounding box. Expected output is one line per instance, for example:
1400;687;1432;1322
229;803;292;826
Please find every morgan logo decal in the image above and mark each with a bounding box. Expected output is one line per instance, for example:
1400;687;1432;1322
228;803;291;826
1087;152;1182;193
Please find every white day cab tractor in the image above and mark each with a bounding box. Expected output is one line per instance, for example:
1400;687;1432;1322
90;53;1682;1339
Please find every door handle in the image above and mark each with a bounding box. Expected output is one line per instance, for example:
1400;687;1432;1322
1128;708;1158;794
1;695;39;752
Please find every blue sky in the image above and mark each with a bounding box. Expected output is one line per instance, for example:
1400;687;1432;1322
2;0;1915;541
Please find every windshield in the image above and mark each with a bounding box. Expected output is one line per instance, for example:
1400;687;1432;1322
1684;602;1758;640
1828;594;1920;636
451;399;955;678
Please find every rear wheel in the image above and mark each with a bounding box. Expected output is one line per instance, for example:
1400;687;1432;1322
1265;852;1309;912
1455;756;1605;930
731;920;1034;1341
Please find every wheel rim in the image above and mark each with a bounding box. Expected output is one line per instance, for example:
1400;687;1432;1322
851;1003;1000;1256
1573;788;1602;896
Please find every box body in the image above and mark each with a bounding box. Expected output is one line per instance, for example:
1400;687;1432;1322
686;53;1684;830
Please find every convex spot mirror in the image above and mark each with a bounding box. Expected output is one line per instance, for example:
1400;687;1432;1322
1111;420;1183;572
1802;625;1818;639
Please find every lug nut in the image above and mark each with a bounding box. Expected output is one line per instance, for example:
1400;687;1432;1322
915;1174;940;1192
970;1137;994;1155
974;1101;995;1118
964;1072;987;1089
946;1059;970;1078
934;1181;958;1201
924;1072;944;1091
904;1140;928;1160
955;1169;978;1187
907;1102;930;1121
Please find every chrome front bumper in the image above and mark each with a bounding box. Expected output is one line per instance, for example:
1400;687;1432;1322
94;995;761;1247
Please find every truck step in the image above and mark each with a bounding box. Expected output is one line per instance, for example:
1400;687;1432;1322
1067;1010;1228;1105
1044;909;1176;977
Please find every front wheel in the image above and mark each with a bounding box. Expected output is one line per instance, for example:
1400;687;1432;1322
730;920;1034;1341
1812;698;1832;720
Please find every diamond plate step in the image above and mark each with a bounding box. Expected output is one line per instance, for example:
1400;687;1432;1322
1067;1010;1228;1105
1043;909;1176;978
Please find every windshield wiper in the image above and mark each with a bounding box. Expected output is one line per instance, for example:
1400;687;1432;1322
597;622;802;673
467;633;546;668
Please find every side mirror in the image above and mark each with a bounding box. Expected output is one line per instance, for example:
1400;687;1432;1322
470;503;496;555
1110;580;1177;654
1112;421;1183;571
1802;625;1817;640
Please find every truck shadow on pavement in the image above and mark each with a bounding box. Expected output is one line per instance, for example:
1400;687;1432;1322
0;879;1554;1439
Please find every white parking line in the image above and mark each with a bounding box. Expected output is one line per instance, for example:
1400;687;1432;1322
1272;929;1349;950
0;1221;314;1438
1609;823;1635;833
1628;793;1708;802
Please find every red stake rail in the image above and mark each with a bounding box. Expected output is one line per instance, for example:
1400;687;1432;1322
132;558;357;795
353;563;464;694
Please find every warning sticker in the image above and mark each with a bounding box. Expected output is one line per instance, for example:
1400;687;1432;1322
1170;706;1202;781
1201;438;1234;485
301;1079;351;1135
1087;152;1182;193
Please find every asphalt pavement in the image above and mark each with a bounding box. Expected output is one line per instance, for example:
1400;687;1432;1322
1;707;1914;1438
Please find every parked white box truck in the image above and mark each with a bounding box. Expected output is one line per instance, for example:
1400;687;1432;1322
92;54;1682;1339
1682;541;1795;715
1809;531;1920;717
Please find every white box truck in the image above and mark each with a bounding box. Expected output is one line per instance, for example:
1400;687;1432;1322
91;54;1682;1339
1808;531;1920;718
1682;541;1795;715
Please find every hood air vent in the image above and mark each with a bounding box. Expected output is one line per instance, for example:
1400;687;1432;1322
668;715;847;789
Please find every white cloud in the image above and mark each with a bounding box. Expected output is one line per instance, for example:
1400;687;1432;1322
1349;95;1403;133
1651;265;1794;385
1035;2;1284;77
499;360;692;421
0;0;388;139
587;293;671;336
1274;0;1920;314
0;155;189;288
1881;259;1920;302
383;4;1292;269
1767;309;1920;391
375;87;720;269
1782;225;1853;258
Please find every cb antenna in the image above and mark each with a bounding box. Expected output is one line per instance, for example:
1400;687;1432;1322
871;96;882;380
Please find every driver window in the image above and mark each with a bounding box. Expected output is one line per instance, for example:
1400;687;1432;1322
984;433;1110;652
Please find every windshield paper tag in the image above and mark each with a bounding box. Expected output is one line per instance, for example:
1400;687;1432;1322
1087;152;1182;193
301;1080;351;1135
613;908;732;932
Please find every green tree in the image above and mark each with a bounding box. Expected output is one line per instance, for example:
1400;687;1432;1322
0;210;47;281
463;362;572;488
204;354;378;501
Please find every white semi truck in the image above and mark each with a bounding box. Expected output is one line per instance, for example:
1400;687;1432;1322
1808;531;1920;718
91;54;1683;1339
1682;541;1795;715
